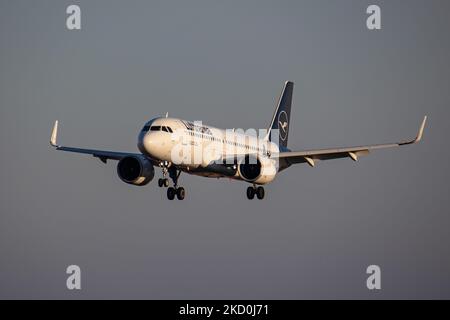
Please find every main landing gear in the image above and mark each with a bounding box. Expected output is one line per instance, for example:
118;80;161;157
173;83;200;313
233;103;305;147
159;164;186;200
167;186;185;201
246;185;265;200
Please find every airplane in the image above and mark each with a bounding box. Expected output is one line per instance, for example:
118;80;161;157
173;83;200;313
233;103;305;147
50;81;427;200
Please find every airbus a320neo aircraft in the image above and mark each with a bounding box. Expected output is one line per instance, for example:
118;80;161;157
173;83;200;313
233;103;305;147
50;81;427;200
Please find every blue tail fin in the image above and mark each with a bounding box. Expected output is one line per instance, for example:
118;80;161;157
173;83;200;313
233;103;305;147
268;81;293;149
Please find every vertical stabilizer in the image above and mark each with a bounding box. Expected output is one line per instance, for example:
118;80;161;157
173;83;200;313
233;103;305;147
267;81;294;148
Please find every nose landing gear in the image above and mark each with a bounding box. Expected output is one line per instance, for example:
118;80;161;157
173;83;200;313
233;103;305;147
158;161;170;188
158;178;169;187
158;178;169;188
246;185;265;200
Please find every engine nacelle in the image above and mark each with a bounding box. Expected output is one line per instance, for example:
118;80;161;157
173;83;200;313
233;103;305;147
238;155;277;185
117;155;155;186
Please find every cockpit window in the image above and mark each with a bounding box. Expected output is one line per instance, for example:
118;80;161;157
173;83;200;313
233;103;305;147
149;125;173;133
142;125;150;132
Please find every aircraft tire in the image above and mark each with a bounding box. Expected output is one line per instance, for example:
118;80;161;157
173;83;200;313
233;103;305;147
163;178;169;187
176;187;185;200
246;186;255;200
167;187;176;200
256;186;265;200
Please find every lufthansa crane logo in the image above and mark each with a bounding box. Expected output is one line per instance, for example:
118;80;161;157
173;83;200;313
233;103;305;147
278;110;289;141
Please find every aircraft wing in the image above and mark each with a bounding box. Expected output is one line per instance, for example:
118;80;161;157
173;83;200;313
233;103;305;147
273;116;427;167
49;120;141;163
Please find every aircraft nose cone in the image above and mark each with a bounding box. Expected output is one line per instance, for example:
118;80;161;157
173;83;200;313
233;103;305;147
142;132;170;161
143;133;156;154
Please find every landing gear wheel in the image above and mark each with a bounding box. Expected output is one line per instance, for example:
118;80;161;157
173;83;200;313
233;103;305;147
176;187;185;200
246;186;255;200
256;186;265;200
167;187;176;200
158;178;169;187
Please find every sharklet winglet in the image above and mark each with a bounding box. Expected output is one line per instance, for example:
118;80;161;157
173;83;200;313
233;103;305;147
50;120;59;147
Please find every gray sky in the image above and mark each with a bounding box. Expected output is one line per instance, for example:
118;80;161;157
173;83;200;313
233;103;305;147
1;0;449;299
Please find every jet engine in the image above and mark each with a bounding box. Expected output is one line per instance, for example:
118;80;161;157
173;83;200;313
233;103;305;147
117;155;155;186
237;155;277;185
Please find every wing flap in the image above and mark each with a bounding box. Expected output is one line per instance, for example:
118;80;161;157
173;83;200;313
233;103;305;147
55;146;137;162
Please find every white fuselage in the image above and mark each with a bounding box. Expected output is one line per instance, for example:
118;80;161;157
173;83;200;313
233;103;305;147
137;117;280;184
